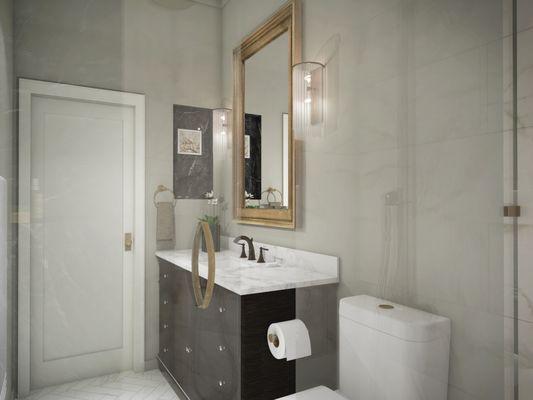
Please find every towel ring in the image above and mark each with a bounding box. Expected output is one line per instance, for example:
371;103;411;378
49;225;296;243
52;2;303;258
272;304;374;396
260;187;282;208
153;185;176;207
191;221;216;309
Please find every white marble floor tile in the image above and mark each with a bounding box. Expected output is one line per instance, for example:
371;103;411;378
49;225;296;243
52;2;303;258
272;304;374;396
18;370;178;400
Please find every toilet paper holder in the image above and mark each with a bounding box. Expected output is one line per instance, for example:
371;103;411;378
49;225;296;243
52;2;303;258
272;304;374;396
268;333;280;348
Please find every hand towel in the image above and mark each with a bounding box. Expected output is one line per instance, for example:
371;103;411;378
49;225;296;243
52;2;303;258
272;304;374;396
156;201;175;241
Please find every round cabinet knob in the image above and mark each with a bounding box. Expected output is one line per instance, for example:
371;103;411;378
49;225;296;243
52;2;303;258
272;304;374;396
163;300;169;305
185;346;192;354
163;273;168;279
162;347;168;353
218;345;226;352
162;323;168;329
219;307;226;313
218;380;226;387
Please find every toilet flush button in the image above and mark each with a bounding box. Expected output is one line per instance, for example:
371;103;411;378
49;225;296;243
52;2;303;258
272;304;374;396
379;304;394;310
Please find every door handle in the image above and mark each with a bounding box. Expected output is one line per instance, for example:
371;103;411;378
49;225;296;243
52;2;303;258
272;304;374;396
125;233;133;251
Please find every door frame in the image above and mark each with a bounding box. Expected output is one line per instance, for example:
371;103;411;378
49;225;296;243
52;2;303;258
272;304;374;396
17;79;146;396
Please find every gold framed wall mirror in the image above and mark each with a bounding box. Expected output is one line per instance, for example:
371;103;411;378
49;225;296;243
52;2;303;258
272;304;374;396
233;0;301;229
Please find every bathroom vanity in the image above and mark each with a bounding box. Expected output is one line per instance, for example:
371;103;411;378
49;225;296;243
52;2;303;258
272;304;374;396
156;239;338;400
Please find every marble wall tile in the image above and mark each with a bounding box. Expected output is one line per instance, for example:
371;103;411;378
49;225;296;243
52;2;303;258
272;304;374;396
503;27;533;131
517;128;533;224
515;224;533;323
518;0;533;33
414;133;502;223
516;28;533;129
14;0;124;90
501;0;533;38
222;2;507;398
519;319;533;397
415;217;490;307
411;0;502;69
123;0;222;365
416;296;505;400
14;0;223;368
413;47;494;145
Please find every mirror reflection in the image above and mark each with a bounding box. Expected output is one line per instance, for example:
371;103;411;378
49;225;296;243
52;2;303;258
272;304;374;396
243;31;290;209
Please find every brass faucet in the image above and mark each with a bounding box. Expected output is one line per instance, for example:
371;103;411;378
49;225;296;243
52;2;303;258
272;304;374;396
233;235;256;261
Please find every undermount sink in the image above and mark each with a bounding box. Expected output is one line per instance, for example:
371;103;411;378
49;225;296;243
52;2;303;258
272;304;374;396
240;260;281;268
197;251;281;269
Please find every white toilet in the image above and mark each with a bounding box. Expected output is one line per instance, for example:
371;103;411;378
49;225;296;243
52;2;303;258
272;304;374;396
279;295;451;400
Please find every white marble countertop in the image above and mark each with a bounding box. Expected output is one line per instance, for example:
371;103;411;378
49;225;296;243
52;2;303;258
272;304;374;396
155;238;339;296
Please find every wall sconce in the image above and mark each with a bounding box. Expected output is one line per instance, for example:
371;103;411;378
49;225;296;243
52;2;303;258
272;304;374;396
213;108;232;157
293;62;325;139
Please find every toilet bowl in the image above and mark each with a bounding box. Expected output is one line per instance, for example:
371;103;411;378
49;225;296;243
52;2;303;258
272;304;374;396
278;295;451;400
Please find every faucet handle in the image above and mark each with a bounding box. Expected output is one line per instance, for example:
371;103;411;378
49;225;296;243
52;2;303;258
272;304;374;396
238;243;247;258
257;247;269;263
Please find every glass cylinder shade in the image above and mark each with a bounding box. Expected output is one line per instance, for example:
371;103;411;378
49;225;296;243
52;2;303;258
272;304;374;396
213;108;232;157
293;62;325;139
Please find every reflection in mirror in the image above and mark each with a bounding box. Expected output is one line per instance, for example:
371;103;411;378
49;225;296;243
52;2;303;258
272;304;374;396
243;32;289;209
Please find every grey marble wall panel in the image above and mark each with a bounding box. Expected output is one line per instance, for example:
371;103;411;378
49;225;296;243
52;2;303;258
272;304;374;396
173;104;213;199
295;285;338;392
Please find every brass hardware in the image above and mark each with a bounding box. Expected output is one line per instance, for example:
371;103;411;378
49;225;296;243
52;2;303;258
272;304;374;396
379;304;394;310
153;184;176;207
504;205;521;217
268;333;280;348
124;233;133;251
191;221;216;309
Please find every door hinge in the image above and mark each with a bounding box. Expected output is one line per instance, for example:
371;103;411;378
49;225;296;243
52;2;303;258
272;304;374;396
503;205;521;217
125;233;133;251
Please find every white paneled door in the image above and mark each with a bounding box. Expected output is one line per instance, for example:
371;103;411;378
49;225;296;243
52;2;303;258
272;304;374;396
18;80;145;394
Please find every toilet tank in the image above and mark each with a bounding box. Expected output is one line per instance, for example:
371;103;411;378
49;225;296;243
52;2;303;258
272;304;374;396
339;296;450;400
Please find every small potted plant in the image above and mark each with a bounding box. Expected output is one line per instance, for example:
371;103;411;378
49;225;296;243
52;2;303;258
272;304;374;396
199;191;221;252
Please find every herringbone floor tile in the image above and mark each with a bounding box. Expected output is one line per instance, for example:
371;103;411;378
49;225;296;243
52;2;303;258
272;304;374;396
19;370;178;400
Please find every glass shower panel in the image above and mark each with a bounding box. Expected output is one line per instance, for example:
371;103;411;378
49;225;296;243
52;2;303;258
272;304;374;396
511;0;533;398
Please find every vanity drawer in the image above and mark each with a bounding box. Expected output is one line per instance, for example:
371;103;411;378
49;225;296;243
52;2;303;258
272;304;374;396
159;294;173;322
159;268;173;288
188;331;239;400
188;368;238;400
158;331;173;370
194;280;240;335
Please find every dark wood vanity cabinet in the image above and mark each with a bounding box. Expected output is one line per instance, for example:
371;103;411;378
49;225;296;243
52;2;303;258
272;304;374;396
158;260;296;400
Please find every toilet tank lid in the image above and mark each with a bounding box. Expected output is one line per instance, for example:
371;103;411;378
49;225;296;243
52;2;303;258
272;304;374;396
339;295;450;342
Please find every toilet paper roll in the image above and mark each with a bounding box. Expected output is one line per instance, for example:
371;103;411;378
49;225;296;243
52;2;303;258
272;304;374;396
267;319;311;361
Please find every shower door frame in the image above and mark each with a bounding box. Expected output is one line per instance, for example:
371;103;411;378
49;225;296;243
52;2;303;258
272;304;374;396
17;79;146;396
